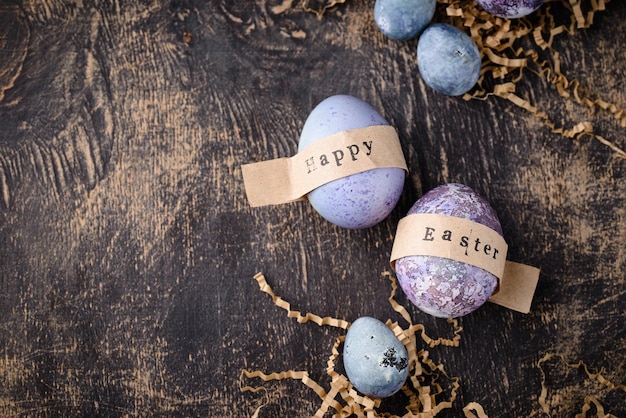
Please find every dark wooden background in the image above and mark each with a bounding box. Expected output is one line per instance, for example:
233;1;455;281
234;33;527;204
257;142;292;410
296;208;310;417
1;0;624;416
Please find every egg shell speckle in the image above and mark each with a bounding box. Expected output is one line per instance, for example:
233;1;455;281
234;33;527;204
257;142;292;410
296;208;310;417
394;183;502;318
343;316;409;398
299;95;405;229
475;0;545;18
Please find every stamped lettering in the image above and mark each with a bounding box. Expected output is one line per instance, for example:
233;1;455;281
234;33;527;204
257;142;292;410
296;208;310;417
242;125;407;207
421;225;501;261
390;213;508;279
305;140;374;173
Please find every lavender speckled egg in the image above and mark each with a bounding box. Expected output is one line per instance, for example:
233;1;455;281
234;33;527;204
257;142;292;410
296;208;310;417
343;316;409;398
475;0;545;18
417;23;481;96
298;95;405;229
394;183;503;318
374;0;437;41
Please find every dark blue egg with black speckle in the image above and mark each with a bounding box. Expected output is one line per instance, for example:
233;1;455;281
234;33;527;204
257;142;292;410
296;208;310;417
343;316;409;398
374;0;436;41
417;24;482;96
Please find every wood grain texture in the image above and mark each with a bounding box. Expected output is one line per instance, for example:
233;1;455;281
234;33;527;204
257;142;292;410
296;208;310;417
0;0;624;416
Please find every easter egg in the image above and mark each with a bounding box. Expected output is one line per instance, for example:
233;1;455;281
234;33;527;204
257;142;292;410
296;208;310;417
417;23;482;96
475;0;545;19
394;183;503;318
374;0;437;41
298;95;405;229
343;316;409;398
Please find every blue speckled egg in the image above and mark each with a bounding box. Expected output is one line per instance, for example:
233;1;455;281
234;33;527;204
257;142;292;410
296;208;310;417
417;24;482;96
298;95;405;229
475;0;544;18
394;183;502;318
343;316;409;398
374;0;436;41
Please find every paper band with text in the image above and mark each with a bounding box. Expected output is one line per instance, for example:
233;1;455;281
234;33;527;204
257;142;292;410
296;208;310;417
390;213;508;279
241;125;408;207
390;213;540;314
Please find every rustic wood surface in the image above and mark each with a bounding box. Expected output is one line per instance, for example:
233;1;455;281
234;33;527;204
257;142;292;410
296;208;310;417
1;0;625;416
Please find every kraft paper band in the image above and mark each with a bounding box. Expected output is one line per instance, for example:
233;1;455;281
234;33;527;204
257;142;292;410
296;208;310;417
390;213;540;314
488;261;540;314
390;213;509;279
241;125;408;207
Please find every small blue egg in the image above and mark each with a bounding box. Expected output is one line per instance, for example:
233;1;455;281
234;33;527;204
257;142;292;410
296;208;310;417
374;0;436;41
298;95;405;229
417;23;482;96
343;316;409;398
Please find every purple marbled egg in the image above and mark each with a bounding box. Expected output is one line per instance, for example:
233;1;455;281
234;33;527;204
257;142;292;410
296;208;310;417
298;95;405;229
394;183;502;318
475;0;544;19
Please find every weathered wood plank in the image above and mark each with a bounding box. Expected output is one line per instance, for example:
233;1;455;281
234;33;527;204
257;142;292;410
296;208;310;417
0;0;624;416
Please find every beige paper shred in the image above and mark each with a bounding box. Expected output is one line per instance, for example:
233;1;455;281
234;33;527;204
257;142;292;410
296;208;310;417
244;272;463;417
537;353;626;416
463;402;490;418
575;396;616;418
302;0;347;17
253;272;351;329
245;274;623;417
302;0;626;158
384;271;463;348
440;0;626;158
